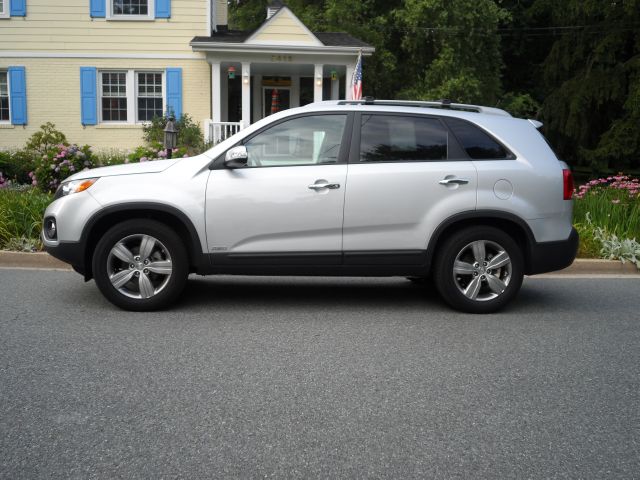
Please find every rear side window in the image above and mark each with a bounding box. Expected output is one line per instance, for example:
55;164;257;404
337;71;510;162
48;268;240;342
445;117;510;159
359;115;448;162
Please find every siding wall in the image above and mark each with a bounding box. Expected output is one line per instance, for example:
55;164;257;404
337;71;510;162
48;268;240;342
251;10;319;45
0;0;210;53
0;58;210;149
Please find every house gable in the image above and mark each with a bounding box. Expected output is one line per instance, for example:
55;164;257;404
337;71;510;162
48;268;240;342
245;7;323;46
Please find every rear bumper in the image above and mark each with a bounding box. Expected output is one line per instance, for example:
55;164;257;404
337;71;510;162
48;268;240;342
527;227;579;275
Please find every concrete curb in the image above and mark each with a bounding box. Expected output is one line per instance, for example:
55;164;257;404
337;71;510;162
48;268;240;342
0;251;638;276
0;251;72;270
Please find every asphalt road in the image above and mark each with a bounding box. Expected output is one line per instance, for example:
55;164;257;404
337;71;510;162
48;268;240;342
1;269;639;479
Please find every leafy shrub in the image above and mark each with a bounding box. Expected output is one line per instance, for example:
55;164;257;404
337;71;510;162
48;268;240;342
0;149;37;184
142;114;204;154
33;144;96;193
25;122;68;156
0;188;53;251
93;149;129;167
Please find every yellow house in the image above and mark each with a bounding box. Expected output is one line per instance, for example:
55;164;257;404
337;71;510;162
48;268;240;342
0;0;373;150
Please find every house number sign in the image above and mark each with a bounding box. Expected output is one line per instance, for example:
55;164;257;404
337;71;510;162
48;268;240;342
271;55;294;62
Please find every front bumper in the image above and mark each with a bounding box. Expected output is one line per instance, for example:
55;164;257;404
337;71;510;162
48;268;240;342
527;227;579;275
43;239;87;277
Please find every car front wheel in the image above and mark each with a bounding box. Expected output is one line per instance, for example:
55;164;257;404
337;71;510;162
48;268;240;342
92;219;189;311
434;226;524;313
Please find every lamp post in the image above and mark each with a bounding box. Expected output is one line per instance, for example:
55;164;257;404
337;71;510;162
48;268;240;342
163;116;178;159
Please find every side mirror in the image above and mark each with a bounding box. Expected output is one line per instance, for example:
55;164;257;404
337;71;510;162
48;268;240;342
224;146;248;168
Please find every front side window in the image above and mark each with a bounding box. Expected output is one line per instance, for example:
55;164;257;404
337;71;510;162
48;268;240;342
0;72;10;121
244;115;347;167
445;117;510;159
137;72;163;121
101;72;128;122
113;0;148;16
359;115;448;162
0;0;6;16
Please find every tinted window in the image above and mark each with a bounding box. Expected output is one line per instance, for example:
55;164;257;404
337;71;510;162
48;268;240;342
244;114;346;167
445;117;509;159
360;115;447;162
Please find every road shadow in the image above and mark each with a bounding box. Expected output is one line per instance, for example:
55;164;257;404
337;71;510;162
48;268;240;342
177;276;446;311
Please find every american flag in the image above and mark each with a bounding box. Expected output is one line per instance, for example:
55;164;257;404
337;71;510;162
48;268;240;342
351;52;363;100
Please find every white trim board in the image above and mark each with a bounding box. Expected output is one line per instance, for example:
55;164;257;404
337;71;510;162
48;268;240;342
0;52;206;60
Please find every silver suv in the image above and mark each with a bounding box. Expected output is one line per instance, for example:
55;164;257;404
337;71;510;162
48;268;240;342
42;99;578;313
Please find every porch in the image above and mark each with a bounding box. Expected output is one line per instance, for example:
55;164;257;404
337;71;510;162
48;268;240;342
202;60;356;144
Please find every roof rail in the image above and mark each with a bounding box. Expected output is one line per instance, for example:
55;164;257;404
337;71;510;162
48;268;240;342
336;98;512;117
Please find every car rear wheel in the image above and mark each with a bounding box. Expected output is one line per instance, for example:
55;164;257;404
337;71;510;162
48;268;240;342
434;226;524;313
92;219;189;311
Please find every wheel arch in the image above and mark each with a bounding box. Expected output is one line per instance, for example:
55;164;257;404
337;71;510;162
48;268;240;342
426;210;536;275
80;203;206;280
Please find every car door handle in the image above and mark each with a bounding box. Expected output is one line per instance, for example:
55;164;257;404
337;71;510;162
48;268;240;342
308;183;340;190
439;177;470;185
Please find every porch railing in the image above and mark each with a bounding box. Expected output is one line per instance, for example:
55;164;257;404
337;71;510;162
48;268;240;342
204;120;245;145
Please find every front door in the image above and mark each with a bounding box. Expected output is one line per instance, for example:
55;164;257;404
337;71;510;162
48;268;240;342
206;113;351;264
263;87;291;117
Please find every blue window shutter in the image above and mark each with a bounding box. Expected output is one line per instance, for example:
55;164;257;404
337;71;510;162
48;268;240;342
10;0;26;16
8;67;27;125
165;68;182;118
80;67;98;125
155;0;170;18
90;0;105;18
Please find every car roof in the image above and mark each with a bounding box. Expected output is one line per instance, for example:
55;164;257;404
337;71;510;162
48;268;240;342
305;99;511;117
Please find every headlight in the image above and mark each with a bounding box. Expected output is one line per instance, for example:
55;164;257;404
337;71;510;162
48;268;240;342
55;178;98;199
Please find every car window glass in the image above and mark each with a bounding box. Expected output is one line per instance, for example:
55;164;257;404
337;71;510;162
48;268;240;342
359;115;448;162
244;115;346;167
445;117;509;159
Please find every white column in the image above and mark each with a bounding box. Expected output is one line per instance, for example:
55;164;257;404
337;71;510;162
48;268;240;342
241;62;251;127
220;70;228;122
252;74;262;122
211;62;221;123
345;64;355;100
290;75;300;108
331;74;339;100
314;64;323;103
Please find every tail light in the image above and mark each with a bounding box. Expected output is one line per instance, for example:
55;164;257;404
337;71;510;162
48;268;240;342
563;169;574;200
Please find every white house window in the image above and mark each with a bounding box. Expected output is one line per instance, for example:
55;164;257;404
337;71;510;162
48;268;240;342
101;72;128;122
0;72;9;122
0;0;9;19
99;70;164;124
109;0;154;19
114;0;147;15
137;72;163;121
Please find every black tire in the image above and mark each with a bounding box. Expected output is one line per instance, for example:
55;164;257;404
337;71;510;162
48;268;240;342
433;226;524;313
92;219;189;311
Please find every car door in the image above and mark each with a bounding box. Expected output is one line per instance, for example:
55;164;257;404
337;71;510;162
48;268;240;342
342;112;477;262
205;112;351;265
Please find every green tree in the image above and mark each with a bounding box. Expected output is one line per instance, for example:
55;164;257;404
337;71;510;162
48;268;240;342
532;0;640;172
395;0;510;104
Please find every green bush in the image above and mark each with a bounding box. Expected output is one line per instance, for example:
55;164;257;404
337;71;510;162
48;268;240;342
92;149;129;167
25;122;68;156
0;149;36;185
0;188;53;251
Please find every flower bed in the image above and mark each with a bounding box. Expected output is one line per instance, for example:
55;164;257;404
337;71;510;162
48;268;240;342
574;175;640;268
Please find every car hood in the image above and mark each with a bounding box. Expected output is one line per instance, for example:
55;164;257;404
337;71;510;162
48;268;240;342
65;159;179;182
